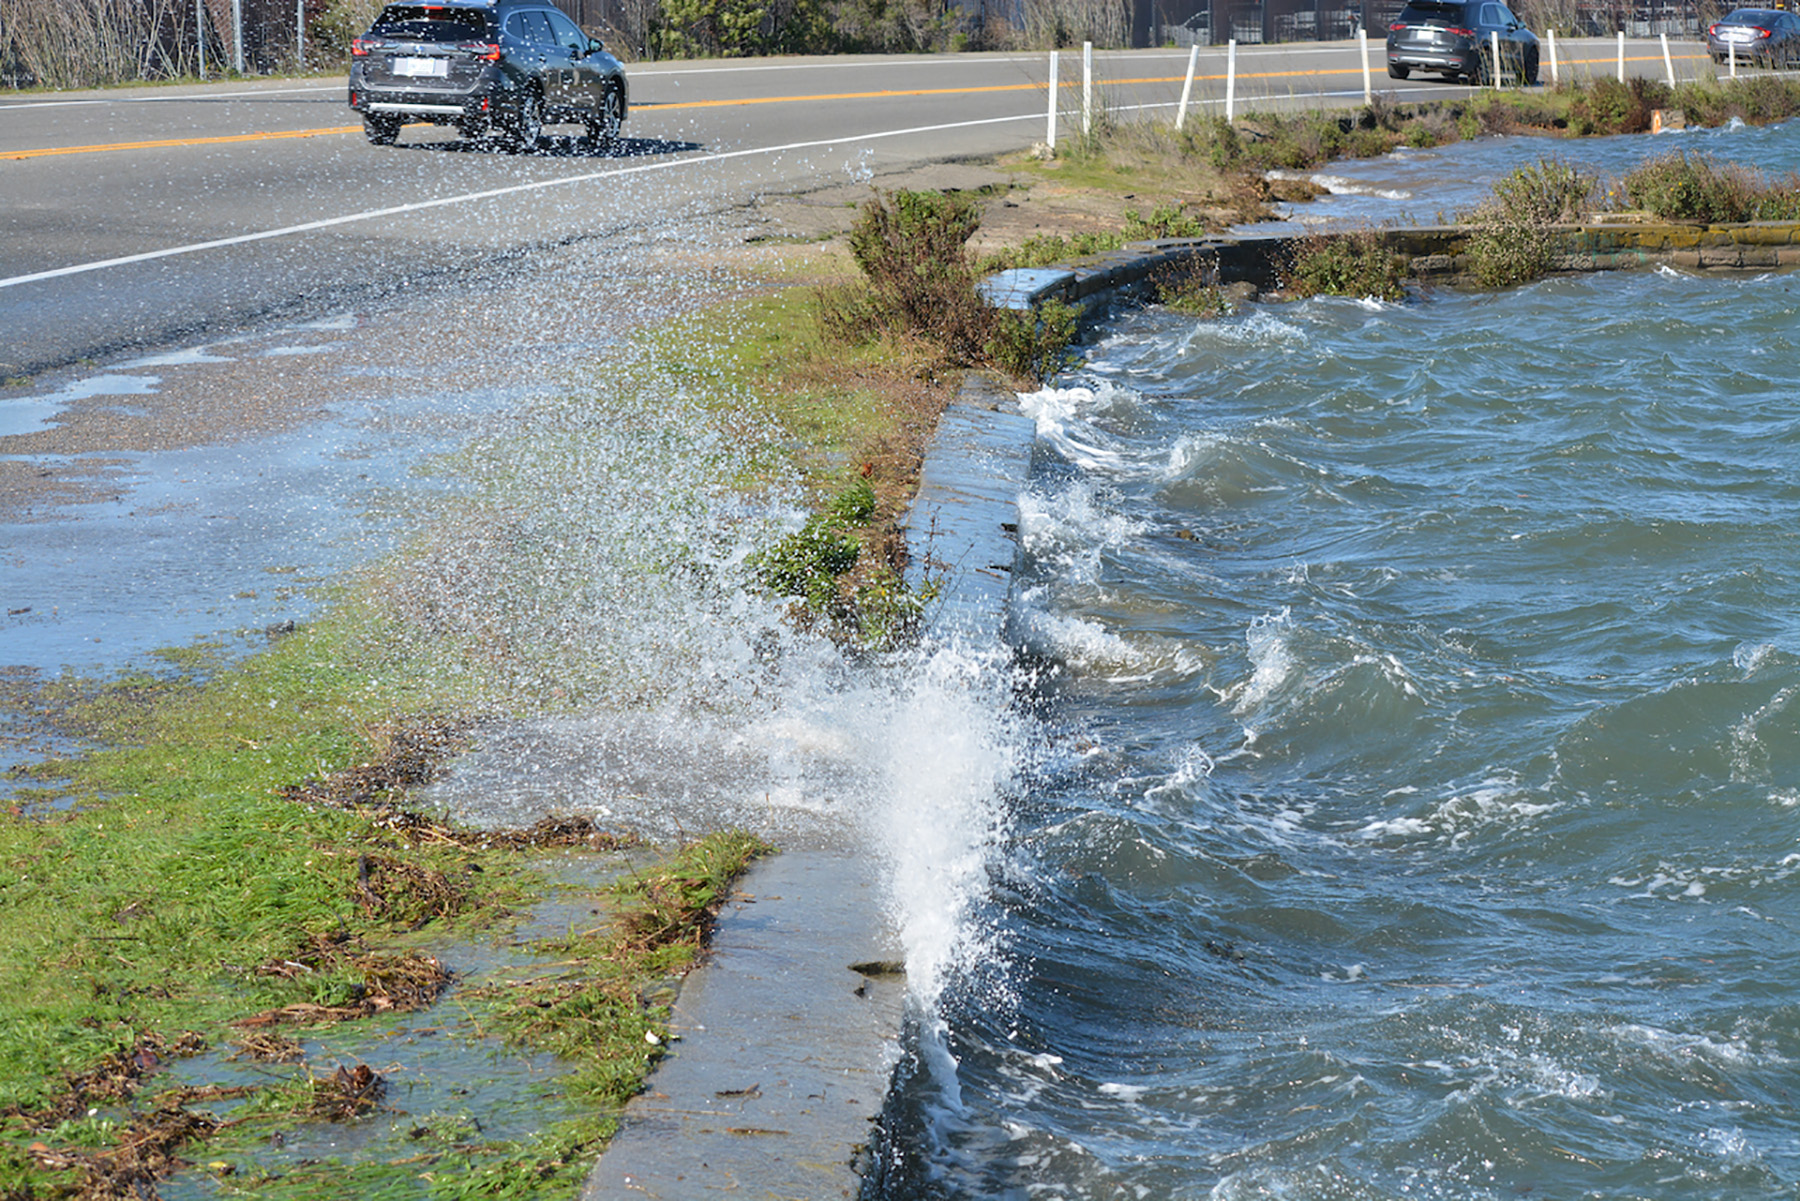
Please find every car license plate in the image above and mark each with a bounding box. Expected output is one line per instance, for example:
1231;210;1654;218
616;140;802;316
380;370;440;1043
394;56;448;77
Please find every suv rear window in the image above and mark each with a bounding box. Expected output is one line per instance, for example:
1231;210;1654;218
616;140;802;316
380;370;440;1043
1396;0;1470;21
369;5;491;38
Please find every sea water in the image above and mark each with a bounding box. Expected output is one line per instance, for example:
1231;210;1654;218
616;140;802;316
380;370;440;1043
873;121;1800;1199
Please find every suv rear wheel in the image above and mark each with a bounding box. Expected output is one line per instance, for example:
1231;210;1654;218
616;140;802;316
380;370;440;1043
364;114;401;145
507;89;543;153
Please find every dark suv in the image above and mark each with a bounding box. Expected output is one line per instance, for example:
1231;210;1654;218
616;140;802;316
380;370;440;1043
1386;0;1539;85
348;0;628;151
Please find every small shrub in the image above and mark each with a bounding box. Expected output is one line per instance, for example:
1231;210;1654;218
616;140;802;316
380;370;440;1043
1621;151;1800;222
986;299;1078;382
749;477;936;649
1122;202;1210;240
1569;75;1668;135
845;189;993;362
1281;230;1408;301
1463;158;1594;287
750;516;862;611
1488;156;1592;224
1678;74;1800;126
1153;255;1232;317
976;231;1127;274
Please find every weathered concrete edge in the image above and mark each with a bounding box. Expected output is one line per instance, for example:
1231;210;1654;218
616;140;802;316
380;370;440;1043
981;220;1800;322
577;386;1038;1201
901;374;1039;643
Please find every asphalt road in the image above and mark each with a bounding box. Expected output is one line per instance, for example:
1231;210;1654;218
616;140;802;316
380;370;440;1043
1;39;1712;377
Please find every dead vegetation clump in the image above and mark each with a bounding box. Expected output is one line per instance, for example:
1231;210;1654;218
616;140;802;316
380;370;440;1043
4;1031;208;1129
229;1032;305;1063
280;716;473;812
25;1104;221;1201
281;717;638;856
302;1064;387;1122
236;949;452;1029
352;852;474;927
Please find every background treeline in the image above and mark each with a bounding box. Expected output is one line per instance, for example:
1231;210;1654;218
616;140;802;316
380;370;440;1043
0;0;1728;90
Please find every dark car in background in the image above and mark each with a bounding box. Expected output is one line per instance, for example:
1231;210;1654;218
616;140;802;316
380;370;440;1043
348;0;628;151
1707;8;1800;66
1387;0;1540;84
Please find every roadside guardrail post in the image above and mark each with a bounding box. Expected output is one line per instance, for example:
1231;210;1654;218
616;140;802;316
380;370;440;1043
1048;51;1058;148
1617;30;1625;81
1226;39;1237;122
1360;29;1371;102
1177;43;1199;128
1547;29;1558;83
1082;42;1093;136
1661;32;1675;85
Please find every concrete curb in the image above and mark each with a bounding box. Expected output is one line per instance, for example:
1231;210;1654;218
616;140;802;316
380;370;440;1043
901;373;1038;646
579;851;904;1201
581;379;1039;1200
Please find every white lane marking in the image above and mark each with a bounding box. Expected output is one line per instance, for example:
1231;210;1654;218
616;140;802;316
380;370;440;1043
0;85;343;110
0;109;1041;290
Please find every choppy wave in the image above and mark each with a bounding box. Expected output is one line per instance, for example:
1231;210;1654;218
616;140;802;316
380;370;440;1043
873;119;1800;1201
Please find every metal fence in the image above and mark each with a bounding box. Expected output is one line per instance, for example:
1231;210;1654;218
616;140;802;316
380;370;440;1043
1159;0;1721;43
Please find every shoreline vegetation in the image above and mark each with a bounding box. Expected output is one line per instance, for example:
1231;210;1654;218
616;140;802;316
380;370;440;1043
4;72;1800;1200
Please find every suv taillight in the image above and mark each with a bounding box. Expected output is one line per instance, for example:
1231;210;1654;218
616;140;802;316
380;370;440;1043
457;40;503;60
1447;25;1475;35
351;35;381;55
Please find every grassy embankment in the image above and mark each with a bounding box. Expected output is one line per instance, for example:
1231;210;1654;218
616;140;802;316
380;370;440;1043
6;68;1800;1201
0;267;946;1197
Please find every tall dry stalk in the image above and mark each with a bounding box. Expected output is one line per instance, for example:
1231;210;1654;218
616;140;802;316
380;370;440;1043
1015;0;1130;48
2;0;195;87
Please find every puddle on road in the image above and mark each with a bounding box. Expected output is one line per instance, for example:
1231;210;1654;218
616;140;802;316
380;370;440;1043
0;228;766;792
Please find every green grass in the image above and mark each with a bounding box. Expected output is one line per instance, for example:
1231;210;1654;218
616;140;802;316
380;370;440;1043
0;280;866;1196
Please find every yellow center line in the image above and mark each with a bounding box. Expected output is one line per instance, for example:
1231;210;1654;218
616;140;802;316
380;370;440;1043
7;124;364;160
5;54;1721;159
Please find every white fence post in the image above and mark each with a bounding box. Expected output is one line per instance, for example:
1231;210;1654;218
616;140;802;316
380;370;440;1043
1617;30;1625;82
1547;28;1558;83
297;0;305;71
1047;50;1058;148
1226;39;1237;122
1177;42;1198;129
196;0;206;78
1491;29;1500;86
1730;39;1737;75
1359;28;1371;102
1082;41;1093;136
1661;31;1675;85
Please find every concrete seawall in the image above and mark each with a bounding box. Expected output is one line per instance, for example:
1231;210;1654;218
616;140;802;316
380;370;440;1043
983;220;1800;322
